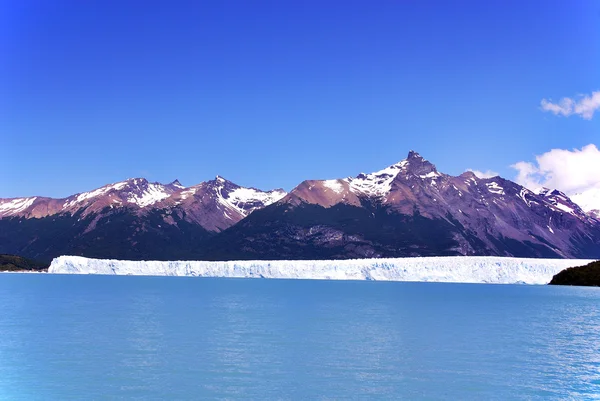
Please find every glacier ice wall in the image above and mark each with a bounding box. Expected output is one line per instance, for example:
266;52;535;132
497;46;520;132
48;256;595;285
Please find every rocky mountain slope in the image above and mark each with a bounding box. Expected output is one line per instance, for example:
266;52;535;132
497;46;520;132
2;151;600;261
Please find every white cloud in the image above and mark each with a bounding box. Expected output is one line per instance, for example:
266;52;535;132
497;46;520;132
510;161;543;192
511;144;600;212
466;169;499;179
540;90;600;120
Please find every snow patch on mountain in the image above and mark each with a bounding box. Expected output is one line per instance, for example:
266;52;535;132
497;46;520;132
228;187;287;208
0;197;37;213
553;202;575;215
347;160;408;197
179;186;200;200
48;256;592;285
211;178;287;217
127;183;172;207
420;171;441;179
486;182;505;195
517;188;533;207
323;180;345;194
538;188;587;218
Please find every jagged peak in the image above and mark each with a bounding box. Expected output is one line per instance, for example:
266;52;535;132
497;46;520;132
169;179;184;188
550;189;568;198
197;176;286;200
407;150;425;160
404;151;437;175
122;177;148;185
120;177;187;190
539;187;569;199
209;175;237;188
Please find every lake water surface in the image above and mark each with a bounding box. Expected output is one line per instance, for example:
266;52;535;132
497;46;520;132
0;274;599;400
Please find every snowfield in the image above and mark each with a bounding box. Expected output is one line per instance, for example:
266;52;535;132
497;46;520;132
48;256;595;285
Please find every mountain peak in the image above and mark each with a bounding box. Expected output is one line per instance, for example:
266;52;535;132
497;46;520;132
550;189;568;198
407;150;424;160
208;175;231;187
203;176;243;199
460;171;477;180
110;178;153;190
405;151;438;176
540;188;569;199
169;179;184;188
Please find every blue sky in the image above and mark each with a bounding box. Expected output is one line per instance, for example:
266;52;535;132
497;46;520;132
2;0;599;198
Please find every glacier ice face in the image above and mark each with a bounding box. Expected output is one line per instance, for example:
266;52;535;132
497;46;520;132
47;256;595;285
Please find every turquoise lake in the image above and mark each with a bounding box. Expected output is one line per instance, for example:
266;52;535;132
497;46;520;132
0;274;599;400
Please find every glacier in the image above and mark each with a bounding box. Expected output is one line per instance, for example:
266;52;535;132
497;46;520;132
48;256;595;285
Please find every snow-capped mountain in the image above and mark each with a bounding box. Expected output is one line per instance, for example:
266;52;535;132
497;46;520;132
0;176;286;261
207;151;600;260
160;176;286;231
0;176;285;227
1;151;600;262
0;178;183;218
285;152;595;222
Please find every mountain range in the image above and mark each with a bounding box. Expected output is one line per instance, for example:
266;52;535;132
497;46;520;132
2;151;600;262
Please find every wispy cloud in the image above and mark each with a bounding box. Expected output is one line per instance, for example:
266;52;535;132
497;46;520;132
511;144;600;211
540;90;600;120
466;169;499;179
